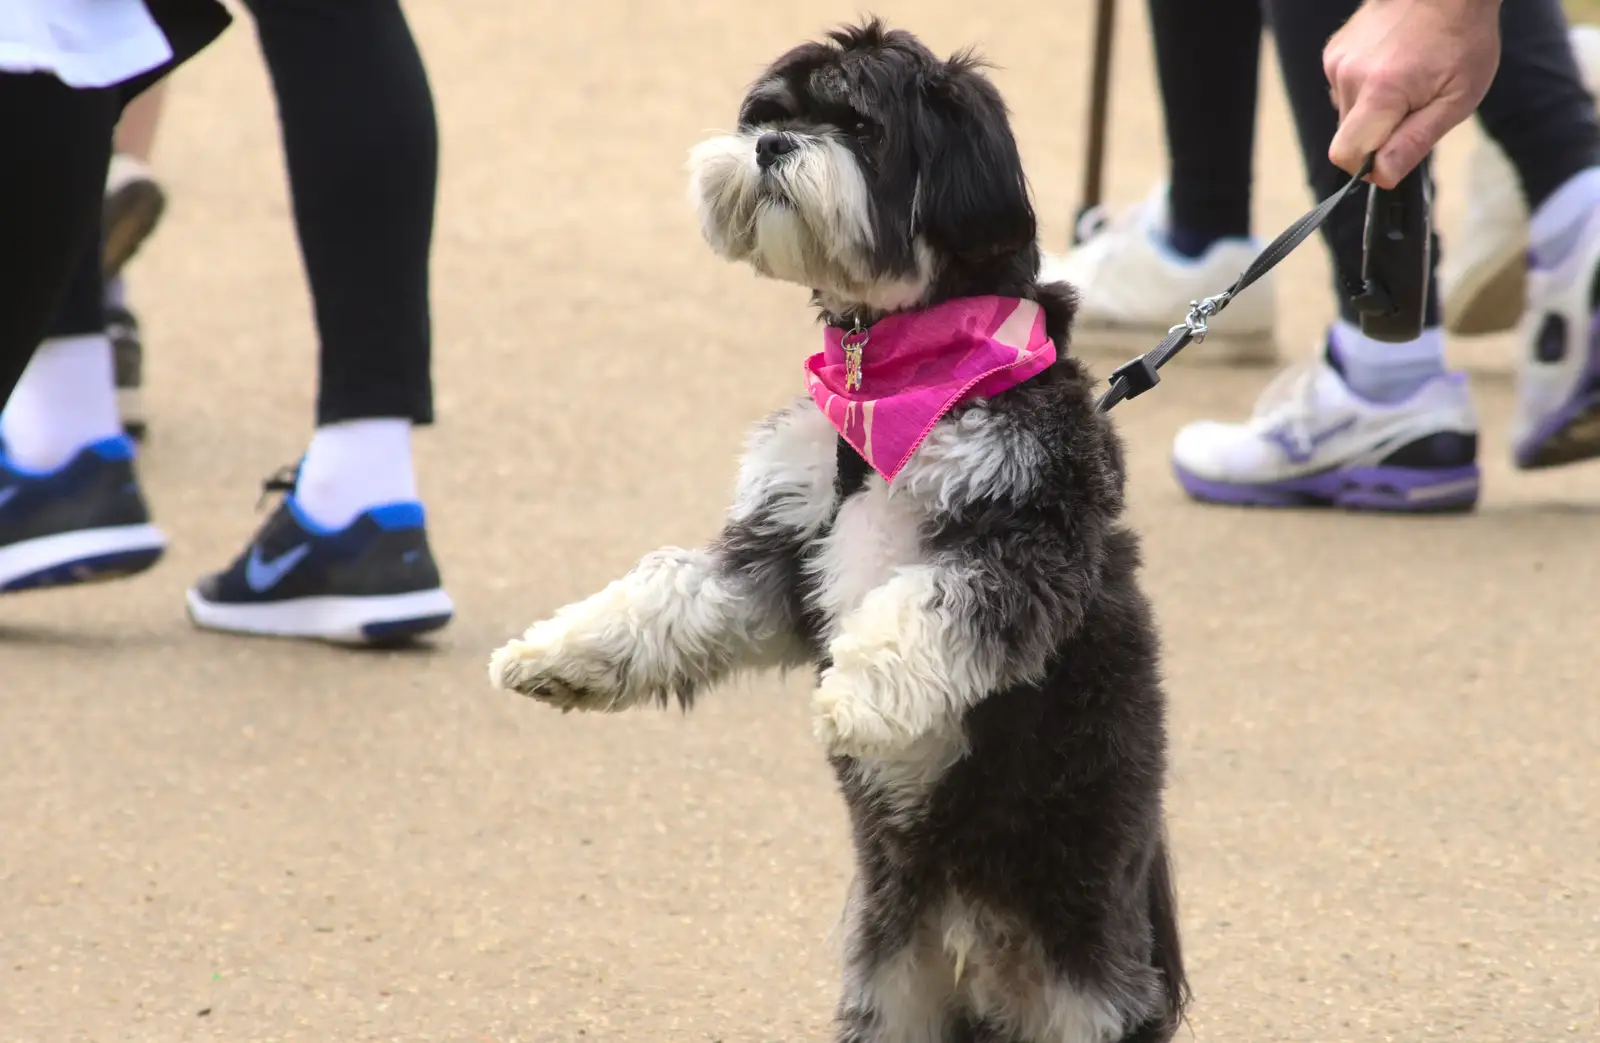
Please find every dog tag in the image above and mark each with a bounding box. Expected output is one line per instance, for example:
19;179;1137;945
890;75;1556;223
842;324;868;392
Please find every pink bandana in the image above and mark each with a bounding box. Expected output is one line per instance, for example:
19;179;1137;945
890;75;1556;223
805;296;1057;483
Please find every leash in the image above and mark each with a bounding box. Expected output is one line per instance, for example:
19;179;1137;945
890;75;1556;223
1095;155;1377;414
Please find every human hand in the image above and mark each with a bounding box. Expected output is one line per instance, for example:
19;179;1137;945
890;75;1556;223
1325;0;1503;188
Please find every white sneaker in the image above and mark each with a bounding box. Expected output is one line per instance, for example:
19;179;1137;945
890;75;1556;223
1039;188;1277;365
1171;355;1481;511
102;153;166;279
1512;197;1600;469
1443;24;1600;336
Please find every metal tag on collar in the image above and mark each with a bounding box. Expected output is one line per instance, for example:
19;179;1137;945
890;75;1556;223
842;321;869;392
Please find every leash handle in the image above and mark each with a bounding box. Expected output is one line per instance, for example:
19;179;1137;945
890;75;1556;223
1095;155;1377;413
1352;157;1432;343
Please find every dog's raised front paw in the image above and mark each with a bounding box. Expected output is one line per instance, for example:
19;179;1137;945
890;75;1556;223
488;640;586;709
810;668;915;760
487;619;622;712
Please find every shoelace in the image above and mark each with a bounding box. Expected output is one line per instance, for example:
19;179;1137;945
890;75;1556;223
1067;194;1158;264
1096;155;1377;413
1073;202;1112;245
255;465;298;510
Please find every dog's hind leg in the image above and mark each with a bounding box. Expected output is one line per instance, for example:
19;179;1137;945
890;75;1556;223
833;882;958;1043
1114;835;1189;1043
834;943;956;1043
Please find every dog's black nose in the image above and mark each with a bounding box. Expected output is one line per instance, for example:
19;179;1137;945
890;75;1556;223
755;132;798;170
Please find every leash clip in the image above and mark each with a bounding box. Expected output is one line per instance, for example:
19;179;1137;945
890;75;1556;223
1096;155;1376;414
1181;292;1229;344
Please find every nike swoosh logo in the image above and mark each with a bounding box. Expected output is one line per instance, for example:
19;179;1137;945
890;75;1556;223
245;543;312;593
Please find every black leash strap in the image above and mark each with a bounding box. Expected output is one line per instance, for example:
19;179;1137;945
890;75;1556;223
1095;155;1376;414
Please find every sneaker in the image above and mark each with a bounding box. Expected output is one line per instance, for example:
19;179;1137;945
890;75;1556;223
1512;199;1600;469
186;469;454;645
1039;189;1277;365
1171;355;1482;511
1443;25;1600;336
0;436;166;593
107;306;146;441
103;154;166;280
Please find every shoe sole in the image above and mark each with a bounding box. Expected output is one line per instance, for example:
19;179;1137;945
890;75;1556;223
1444;241;1527;337
103;179;167;279
0;524;166;593
185;587;455;646
1069;321;1278;367
1174;462;1481;513
1513;340;1600;470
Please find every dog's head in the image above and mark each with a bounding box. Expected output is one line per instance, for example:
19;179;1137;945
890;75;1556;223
687;20;1039;317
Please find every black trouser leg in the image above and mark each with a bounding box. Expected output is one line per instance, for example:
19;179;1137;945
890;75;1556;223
242;0;439;426
1476;0;1600;210
1148;0;1263;246
0;75;118;408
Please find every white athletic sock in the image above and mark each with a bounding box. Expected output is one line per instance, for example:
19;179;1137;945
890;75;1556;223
293;418;418;531
1530;166;1600;266
104;275;127;311
0;334;123;472
1328;320;1447;404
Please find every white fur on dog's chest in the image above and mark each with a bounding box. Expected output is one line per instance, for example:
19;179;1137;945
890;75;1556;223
806;478;924;641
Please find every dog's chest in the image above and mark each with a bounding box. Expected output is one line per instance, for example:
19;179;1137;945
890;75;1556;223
805;477;923;641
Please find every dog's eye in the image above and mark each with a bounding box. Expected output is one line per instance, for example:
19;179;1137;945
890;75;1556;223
740;98;789;128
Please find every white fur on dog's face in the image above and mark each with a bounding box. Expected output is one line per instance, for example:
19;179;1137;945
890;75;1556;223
687;128;933;311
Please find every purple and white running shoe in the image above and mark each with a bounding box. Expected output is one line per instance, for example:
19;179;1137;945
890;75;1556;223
1513;201;1600;470
1171;358;1482;512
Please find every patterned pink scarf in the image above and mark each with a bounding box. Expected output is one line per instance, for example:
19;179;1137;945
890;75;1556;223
805;296;1057;483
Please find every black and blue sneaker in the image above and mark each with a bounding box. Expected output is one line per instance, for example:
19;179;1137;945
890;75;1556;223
0;435;166;593
185;468;454;645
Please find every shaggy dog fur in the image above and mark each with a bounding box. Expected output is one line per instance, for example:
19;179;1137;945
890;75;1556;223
489;20;1190;1042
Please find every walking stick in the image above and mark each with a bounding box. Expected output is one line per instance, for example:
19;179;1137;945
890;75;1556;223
1073;0;1117;245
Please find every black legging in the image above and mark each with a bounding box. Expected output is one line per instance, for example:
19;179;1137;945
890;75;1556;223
0;0;229;409
36;0;439;427
1150;0;1600;328
244;0;438;426
1149;0;1262;246
0;76;120;404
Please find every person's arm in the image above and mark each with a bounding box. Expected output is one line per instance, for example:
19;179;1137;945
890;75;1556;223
1325;0;1504;188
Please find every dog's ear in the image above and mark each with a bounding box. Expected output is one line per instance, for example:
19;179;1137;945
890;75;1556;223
912;54;1037;261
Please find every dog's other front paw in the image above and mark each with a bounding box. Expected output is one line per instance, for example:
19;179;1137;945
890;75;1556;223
810;668;916;760
487;619;623;712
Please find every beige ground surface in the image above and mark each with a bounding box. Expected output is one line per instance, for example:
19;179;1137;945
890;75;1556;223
3;2;1598;1040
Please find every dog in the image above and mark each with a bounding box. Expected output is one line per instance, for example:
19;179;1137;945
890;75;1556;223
489;20;1189;1043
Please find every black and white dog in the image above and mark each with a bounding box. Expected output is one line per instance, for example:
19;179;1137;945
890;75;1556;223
490;20;1188;1043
